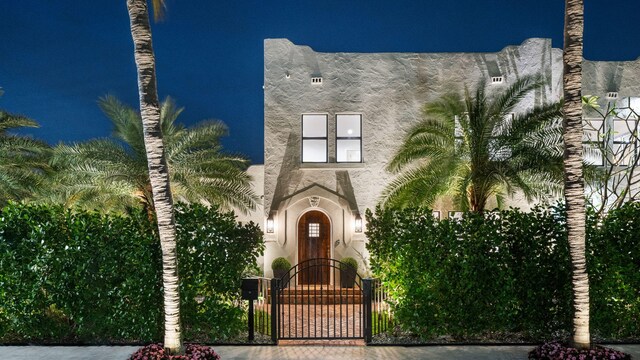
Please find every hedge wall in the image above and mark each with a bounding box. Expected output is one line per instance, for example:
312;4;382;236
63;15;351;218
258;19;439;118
0;203;263;343
366;203;640;341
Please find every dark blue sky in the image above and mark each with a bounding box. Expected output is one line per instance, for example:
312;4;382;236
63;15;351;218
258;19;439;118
1;1;639;164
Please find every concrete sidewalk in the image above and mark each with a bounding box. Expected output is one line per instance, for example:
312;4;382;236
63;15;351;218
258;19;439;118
0;344;638;360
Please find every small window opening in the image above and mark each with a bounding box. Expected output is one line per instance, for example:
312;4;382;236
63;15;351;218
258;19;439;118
308;223;320;237
311;77;323;85
491;76;504;84
606;92;619;100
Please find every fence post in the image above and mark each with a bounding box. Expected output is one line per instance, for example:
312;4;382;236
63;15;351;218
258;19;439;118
248;298;254;341
241;278;259;341
270;278;279;343
363;278;372;343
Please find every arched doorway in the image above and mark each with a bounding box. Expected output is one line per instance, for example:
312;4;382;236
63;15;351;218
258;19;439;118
297;210;330;285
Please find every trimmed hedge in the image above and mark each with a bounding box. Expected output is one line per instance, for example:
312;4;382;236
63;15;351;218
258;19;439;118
588;203;640;339
366;203;640;341
0;202;263;343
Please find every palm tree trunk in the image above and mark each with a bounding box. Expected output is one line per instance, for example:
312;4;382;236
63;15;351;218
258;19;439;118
563;0;590;350
126;0;183;354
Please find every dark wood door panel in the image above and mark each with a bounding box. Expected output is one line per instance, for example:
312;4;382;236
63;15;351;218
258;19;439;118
298;210;330;285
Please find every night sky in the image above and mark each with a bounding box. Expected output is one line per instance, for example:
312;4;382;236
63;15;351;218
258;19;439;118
1;1;639;164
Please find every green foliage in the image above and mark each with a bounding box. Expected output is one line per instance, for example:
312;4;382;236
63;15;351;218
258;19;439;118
588;202;640;338
382;75;564;211
270;257;291;271
45;96;257;214
0;203;161;342
0;108;50;205
340;257;358;271
0;202;263;343
366;203;640;341
175;203;264;341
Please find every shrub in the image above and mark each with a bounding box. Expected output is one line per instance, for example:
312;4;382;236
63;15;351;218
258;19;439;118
587;202;640;339
271;257;291;271
0;204;162;342
175;203;264;342
528;342;631;360
365;203;640;341
128;343;221;360
0;202;264;343
340;257;358;271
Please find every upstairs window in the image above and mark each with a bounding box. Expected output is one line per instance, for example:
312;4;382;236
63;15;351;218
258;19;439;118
302;114;327;163
612;118;638;166
336;114;362;162
583;119;604;166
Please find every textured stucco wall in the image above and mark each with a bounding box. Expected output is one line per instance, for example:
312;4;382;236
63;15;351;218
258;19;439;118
264;38;558;213
262;38;560;270
260;37;640;273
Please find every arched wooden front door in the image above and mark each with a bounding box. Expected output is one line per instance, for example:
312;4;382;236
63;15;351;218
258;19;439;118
297;210;330;285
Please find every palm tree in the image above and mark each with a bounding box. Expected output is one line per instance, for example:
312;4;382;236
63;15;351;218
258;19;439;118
126;0;181;353
382;75;564;212
0;108;50;205
563;0;590;350
50;95;257;217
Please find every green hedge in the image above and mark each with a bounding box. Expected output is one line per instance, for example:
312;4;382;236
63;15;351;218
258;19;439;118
365;203;640;341
588;203;640;339
0;202;263;343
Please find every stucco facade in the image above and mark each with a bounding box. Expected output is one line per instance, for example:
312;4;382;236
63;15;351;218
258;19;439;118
238;38;640;278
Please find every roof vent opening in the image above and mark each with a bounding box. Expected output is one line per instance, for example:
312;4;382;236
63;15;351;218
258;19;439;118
311;77;323;85
606;92;619;100
491;76;504;84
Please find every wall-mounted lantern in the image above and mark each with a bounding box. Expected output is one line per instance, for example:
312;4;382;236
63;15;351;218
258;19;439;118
266;214;275;233
354;213;363;233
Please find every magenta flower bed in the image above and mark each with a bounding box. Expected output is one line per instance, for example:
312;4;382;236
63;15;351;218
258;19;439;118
128;344;221;360
529;342;631;360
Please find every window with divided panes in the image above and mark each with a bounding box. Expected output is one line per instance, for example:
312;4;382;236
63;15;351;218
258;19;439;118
336;114;362;162
302;114;328;163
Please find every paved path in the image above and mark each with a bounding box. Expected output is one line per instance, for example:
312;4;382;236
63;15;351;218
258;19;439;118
0;344;638;360
278;303;363;338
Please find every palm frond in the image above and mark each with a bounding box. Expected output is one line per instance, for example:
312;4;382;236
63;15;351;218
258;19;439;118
381;157;460;208
0;111;39;131
47;96;256;214
385;73;562;211
0;110;50;205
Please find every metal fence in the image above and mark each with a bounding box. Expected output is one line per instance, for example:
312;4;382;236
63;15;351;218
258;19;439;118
371;278;394;336
241;263;394;344
276;258;365;341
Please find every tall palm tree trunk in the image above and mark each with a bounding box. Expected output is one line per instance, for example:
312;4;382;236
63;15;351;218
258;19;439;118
563;0;590;350
126;0;183;353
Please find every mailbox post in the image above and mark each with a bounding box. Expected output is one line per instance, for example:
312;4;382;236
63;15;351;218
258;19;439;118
241;278;260;341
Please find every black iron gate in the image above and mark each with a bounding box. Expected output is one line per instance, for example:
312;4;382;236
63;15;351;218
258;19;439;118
241;259;394;343
275;258;371;341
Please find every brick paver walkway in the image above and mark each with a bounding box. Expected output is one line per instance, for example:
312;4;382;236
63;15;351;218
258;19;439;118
1;344;639;360
277;303;363;339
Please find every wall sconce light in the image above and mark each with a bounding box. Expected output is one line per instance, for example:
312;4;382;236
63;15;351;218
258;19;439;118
354;213;363;233
266;214;274;233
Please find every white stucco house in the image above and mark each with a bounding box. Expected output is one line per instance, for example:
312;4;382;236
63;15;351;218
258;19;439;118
236;38;640;280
